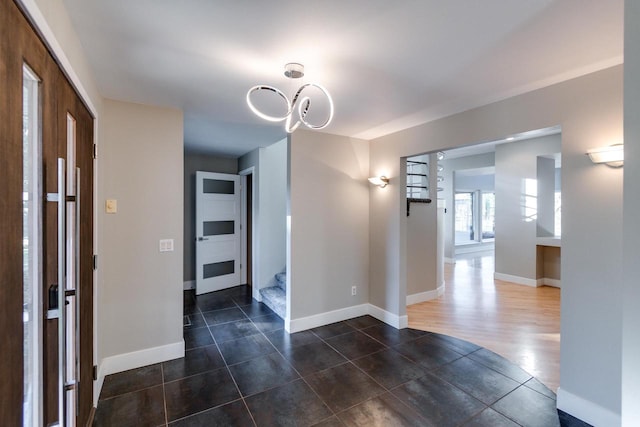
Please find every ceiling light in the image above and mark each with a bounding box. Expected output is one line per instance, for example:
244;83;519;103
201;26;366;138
246;63;334;133
586;144;623;167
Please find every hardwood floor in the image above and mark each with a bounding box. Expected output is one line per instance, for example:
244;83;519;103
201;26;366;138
407;251;560;391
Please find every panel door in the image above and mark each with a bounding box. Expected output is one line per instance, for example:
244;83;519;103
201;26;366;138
195;172;241;295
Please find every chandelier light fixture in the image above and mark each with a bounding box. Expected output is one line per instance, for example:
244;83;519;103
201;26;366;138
246;63;334;133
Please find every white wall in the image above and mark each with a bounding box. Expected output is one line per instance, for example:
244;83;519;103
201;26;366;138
30;0;102;112
455;172;494;192
370;66;623;425
259;139;288;288
622;0;640;424
494;135;560;282
536;156;556;238
406;203;437;296
239;140;287;297
183;153;237;283
289;130;370;326
98;99;184;366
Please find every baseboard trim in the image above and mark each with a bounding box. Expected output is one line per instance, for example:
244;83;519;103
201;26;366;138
494;272;539;287
537;277;561;288
406;283;445;305
444;257;456;264
287;304;369;333
557;387;621;427
455;243;494;255
183;280;195;290
367;304;408;329
95;340;185;405
286;303;408;333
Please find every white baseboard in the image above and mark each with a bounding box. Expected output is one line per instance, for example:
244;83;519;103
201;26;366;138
367;304;408;329
557;387;621;427
444;257;456;264
287;304;369;333
183;280;195;290
455;243;495;255
494;272;539;287
537;277;561;288
406;283;445;305
95;340;185;405
286;303;408;333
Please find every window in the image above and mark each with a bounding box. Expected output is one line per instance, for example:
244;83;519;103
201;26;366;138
23;64;42;427
481;192;495;240
455;192;475;243
455;191;495;245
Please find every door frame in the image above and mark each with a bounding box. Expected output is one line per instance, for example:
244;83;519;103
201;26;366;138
17;0;102;409
240;166;259;301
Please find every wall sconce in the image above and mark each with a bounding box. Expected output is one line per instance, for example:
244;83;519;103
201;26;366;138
368;176;389;188
586;144;624;167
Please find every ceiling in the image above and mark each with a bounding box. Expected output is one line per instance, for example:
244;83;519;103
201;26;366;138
62;0;623;158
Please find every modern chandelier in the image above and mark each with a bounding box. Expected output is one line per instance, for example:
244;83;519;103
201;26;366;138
246;63;334;133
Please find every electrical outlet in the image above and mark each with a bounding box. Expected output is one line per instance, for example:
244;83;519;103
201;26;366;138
352;286;357;296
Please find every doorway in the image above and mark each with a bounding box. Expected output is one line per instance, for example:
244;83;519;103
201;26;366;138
195;171;242;295
1;0;95;424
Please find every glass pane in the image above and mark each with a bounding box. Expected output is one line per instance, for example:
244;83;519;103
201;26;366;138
23;64;41;427
203;261;235;279
555;191;562;236
481;192;495;240
203;221;234;236
203;179;234;194
455;192;474;244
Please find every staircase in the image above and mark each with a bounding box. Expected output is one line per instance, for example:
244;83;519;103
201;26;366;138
259;269;286;319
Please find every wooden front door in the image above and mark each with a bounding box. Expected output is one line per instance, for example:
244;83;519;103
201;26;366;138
0;0;95;424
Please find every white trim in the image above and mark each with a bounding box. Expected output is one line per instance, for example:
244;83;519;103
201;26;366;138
557;388;621;427
240;174;248;285
494;272;540;287
444;257;456;264
239;166;258;301
183;280;195;290
94;341;184;404
406;282;445;305
94;362;105;406
367;304;409;329
455;243;495;254
537;277;561;288
286;304;369;333
285;303;409;333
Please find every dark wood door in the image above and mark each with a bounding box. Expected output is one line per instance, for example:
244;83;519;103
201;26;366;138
0;0;95;424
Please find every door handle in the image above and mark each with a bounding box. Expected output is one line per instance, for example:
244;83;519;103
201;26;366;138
56;158;67;425
197;237;209;241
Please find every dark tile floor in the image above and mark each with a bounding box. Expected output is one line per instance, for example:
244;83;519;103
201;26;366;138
94;286;590;427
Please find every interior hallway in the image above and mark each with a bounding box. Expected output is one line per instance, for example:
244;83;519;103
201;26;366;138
408;251;561;391
93;284;580;426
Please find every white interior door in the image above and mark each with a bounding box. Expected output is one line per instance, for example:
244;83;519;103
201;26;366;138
196;171;241;295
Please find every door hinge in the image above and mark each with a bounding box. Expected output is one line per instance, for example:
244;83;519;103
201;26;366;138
92;143;97;159
93;365;97;381
93;254;98;270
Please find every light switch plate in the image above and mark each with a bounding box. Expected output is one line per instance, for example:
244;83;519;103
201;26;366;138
159;239;174;252
105;199;117;214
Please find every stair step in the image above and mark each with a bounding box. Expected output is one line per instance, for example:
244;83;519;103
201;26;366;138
275;272;287;290
259;286;286;319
